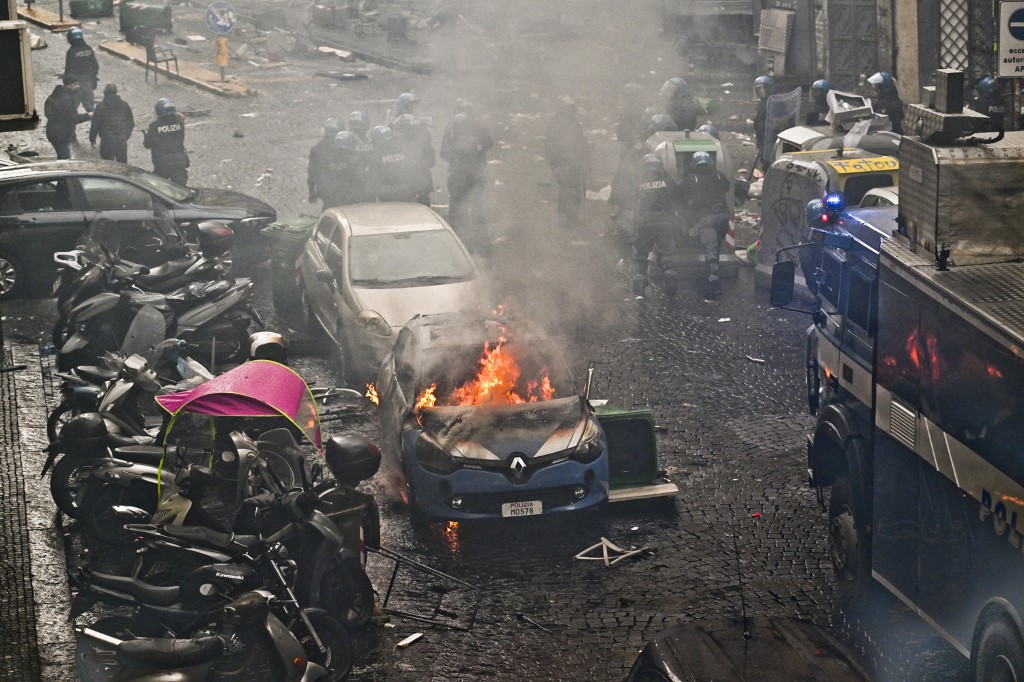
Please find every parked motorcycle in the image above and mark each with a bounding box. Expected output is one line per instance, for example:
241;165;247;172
75;589;347;681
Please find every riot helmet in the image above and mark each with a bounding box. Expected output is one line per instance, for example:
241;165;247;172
805;198;829;227
323;117;343;139
333;130;360;149
754;75;773;100
397;92;419;114
369;125;392;144
67;27;84;43
660;77;688;100
641;153;664;174
810;79;831;106
698;123;719;139
976;76;999;98
155;98;176;117
867;72;895;95
348;111;370;136
451;112;472;131
690;151;713;171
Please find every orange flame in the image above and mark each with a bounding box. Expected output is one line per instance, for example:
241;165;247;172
446;337;555;406
365;383;379;406
415;383;438;410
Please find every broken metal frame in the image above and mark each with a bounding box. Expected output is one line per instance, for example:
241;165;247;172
574;536;652;568
368;545;481;631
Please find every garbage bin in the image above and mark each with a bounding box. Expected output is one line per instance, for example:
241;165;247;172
70;0;113;18
119;0;173;35
262;217;317;312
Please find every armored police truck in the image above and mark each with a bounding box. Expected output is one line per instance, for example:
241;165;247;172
771;74;1024;678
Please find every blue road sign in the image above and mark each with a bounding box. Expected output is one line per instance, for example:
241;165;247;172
206;1;236;34
1011;8;1024;40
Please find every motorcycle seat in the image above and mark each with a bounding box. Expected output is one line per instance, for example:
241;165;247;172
86;571;181;607
135;256;197;289
118;634;222;668
161;524;261;553
111;444;167;466
75;365;118;384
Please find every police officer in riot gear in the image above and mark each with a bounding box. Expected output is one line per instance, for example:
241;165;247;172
348;120;377;204
441;110;493;255
65;27;99;113
375;124;412;202
753;75;773;168
806;79;831;125
544;95;588;230
308;117;342;204
633;153;679;298
319;131;366;208
698;123;719;140
143;98;189;185
867;72;904;134
89;83;134;162
661;77;702;131
680;151;731;299
392;113;435;205
968;76;1005;128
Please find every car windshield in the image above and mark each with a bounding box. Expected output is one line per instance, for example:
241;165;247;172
119;165;193;202
349;230;475;287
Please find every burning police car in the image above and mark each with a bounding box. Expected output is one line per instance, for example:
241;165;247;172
374;313;609;521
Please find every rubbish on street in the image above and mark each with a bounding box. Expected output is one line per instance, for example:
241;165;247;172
718;317;731;323
746;355;766;364
315;70;370;81
574;537;653;568
396;633;423;649
186;34;206;41
316;45;355;61
232;130;244;138
29;32;47;49
515;612;552;633
240;112;258;117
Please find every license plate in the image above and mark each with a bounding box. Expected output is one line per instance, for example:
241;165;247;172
501;500;542;517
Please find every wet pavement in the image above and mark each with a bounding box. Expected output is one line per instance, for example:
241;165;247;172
0;1;973;680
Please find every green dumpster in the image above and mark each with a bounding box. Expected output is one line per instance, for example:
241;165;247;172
70;0;113;18
262;217;317;312
119;1;172;34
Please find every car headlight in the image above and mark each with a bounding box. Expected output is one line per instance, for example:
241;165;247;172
415;435;460;475
572;418;605;463
357;310;393;337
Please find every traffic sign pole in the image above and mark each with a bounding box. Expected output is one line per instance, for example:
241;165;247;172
206;1;235;81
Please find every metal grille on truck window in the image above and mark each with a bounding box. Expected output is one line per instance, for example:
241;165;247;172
890;398;917;449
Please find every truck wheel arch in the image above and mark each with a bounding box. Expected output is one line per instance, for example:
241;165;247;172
810;404;872;518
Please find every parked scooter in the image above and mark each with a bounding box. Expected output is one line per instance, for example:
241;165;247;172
75;589;344;681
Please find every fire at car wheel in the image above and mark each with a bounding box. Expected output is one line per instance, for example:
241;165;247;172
0;251;22;299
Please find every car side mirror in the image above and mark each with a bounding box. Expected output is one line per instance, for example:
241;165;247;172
315;269;335;285
770;260;796;307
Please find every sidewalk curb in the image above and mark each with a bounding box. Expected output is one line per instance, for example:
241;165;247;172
17;6;80;32
13;345;78;681
98;40;258;98
305;27;434;75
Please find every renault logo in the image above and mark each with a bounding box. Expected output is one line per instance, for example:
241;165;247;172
509;455;527;478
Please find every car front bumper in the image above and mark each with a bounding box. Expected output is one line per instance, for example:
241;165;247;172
402;439;610;521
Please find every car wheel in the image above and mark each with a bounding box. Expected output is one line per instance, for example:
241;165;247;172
0;251;23;299
828;473;870;602
974;614;1024;682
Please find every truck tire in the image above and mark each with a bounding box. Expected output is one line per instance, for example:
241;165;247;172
974;614;1024;682
828;473;870;601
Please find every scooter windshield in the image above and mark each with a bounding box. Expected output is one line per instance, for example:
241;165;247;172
120;305;166;357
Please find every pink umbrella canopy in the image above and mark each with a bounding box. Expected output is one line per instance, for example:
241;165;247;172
156;360;322;451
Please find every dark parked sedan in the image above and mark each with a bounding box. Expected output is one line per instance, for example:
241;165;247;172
0;161;276;298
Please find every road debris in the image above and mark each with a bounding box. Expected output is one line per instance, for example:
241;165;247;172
315;70;370;81
745;355;766;364
574;537;652;568
396;632;423;649
718;317;731;323
515;612;552;633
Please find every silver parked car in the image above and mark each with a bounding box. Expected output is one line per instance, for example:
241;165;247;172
300;202;486;383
